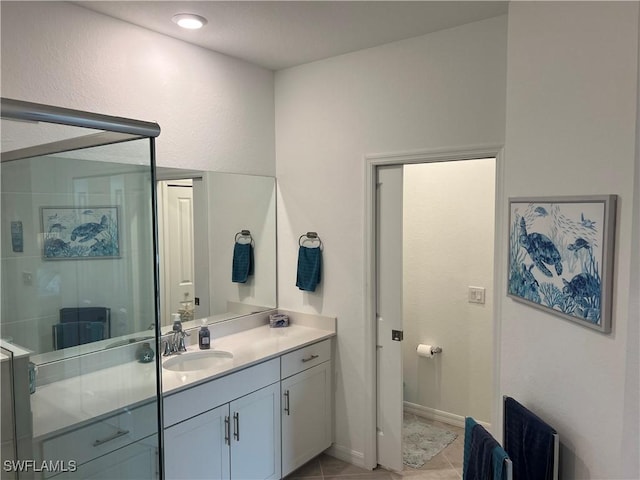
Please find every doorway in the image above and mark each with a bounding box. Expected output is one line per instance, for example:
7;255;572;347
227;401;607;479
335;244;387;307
156;175;210;326
365;147;502;473
157;179;195;326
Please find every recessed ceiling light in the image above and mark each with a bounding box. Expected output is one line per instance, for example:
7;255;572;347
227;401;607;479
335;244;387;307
172;13;207;30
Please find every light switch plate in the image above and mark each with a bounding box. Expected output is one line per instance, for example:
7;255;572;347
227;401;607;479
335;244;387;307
468;286;485;304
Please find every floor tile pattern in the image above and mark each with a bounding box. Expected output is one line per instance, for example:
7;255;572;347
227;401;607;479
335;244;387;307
285;418;464;480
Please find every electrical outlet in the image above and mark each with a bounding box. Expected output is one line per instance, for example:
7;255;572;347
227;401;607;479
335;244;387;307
468;286;485;304
22;271;33;286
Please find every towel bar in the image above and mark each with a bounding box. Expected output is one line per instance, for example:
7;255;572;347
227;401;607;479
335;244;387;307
235;230;253;245
299;231;323;249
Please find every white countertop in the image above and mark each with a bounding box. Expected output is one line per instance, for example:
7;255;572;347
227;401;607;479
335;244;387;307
31;323;335;440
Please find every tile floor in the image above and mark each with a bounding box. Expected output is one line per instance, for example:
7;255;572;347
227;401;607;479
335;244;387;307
286;418;465;480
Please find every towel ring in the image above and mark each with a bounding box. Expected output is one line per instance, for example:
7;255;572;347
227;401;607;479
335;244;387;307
298;231;323;249
235;230;253;245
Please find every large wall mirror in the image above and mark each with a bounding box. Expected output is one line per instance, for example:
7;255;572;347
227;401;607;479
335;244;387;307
156;167;277;330
1;115;276;366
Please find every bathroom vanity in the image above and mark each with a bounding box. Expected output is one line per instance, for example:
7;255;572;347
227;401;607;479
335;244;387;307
162;323;334;479
29;312;335;480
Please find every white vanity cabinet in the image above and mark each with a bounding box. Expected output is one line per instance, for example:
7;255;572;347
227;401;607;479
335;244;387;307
229;383;281;480
40;401;158;479
280;339;333;477
58;435;158;479
162;336;334;480
163;358;281;480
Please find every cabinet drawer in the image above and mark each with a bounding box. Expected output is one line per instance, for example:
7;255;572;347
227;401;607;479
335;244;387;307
42;402;156;472
281;339;331;379
163;357;280;427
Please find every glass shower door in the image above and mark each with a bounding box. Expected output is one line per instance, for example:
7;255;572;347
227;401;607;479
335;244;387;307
1;99;162;480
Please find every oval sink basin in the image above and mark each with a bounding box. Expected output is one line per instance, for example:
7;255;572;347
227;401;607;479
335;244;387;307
163;350;233;372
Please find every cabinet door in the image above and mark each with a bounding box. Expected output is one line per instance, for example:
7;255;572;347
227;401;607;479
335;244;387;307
164;404;230;480
229;383;281;480
59;435;158;479
281;361;332;477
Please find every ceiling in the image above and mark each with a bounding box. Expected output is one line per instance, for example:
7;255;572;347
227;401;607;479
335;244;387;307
73;1;508;71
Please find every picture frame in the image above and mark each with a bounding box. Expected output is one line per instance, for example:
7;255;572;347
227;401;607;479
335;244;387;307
507;195;616;333
41;206;120;260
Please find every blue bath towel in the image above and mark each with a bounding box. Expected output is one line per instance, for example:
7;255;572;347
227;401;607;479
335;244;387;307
296;245;322;292
232;242;254;283
504;396;557;480
464;417;510;480
53;321;105;350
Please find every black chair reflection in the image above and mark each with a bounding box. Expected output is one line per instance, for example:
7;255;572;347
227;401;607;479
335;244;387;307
52;307;111;350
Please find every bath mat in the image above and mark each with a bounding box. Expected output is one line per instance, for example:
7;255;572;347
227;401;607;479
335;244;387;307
402;414;457;468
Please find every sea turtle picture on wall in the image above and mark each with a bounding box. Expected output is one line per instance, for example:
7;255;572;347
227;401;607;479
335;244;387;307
41;206;120;259
507;195;616;333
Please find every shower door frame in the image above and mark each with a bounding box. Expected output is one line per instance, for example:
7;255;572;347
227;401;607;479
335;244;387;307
1;97;164;479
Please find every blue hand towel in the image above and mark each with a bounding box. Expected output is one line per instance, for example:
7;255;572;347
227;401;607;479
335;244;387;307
232;242;254;283
296;245;322;292
504;396;557;480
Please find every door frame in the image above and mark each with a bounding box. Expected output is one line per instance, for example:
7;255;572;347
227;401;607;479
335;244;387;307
363;144;505;469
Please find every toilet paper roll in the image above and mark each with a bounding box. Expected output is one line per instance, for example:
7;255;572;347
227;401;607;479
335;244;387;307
416;344;434;358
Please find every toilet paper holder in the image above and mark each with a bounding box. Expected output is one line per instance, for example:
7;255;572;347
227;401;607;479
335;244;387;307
416;344;443;356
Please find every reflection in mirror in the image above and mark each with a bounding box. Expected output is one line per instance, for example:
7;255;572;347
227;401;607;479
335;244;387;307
156;167;276;333
1;127;157;365
1;120;276;365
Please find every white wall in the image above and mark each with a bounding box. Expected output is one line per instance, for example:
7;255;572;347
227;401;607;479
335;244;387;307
275;15;507;463
502;3;639;478
207;173;277;314
4;2;638;476
403;159;495;424
0;1;275;176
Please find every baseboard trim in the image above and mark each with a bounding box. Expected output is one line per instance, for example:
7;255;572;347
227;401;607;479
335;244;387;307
324;443;367;469
403;401;491;430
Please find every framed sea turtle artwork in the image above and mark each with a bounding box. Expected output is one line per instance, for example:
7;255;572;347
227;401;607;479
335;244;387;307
41;206;120;260
508;195;616;333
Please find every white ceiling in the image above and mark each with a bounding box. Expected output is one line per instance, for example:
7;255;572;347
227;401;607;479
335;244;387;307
73;1;508;71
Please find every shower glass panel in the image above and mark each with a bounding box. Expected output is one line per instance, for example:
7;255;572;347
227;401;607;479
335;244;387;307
1;346;18;480
1;99;162;479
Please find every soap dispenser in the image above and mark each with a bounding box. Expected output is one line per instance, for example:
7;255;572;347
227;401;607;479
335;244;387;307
198;319;211;350
171;313;182;332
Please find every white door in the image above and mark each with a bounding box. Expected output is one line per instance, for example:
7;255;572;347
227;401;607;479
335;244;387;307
230;383;281;480
191;177;210;319
165;181;195;323
375;165;404;472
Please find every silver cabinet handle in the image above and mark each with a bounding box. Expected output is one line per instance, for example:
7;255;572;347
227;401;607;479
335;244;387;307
224;416;230;445
92;429;130;447
301;354;319;363
284;390;290;416
233;412;239;441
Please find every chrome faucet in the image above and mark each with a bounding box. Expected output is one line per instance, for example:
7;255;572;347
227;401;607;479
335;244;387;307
162;318;190;356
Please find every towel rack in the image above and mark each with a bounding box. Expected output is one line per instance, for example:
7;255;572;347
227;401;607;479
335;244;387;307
235;229;253;245
299;231;323;249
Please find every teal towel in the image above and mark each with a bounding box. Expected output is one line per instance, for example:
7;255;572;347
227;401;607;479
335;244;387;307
296;246;322;292
492;445;510;480
463;417;475;477
232;243;254;283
